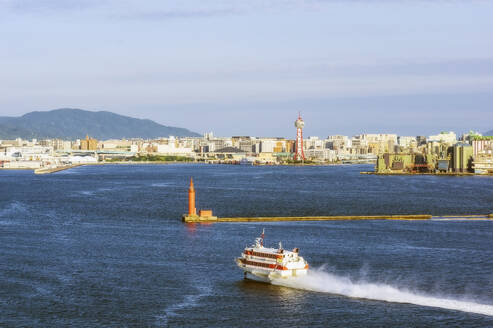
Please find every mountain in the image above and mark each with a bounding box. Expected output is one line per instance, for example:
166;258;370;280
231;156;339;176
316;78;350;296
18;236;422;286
484;130;493;136
0;108;201;140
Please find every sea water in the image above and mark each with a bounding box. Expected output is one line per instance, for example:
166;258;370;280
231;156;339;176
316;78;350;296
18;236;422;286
0;164;492;327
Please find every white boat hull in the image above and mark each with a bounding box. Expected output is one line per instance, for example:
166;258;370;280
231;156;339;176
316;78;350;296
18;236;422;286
237;259;307;283
245;272;271;283
236;231;309;283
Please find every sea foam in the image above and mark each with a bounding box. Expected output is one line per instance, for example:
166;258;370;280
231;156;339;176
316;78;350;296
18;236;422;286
271;267;493;316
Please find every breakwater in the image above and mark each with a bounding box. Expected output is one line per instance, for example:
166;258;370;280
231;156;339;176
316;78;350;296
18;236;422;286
183;214;432;223
183;214;493;223
34;164;82;175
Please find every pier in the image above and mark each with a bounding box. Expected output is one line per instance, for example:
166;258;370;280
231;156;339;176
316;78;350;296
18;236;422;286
182;214;493;223
218;214;431;222
183;214;432;223
34;164;82;175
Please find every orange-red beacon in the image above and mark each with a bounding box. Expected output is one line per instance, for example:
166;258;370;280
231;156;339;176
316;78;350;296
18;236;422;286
182;178;216;222
188;177;197;216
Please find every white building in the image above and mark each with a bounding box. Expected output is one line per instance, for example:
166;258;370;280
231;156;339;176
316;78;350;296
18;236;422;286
260;139;277;153
306;149;337;162
2;161;43;169
326;135;351;150
156;137;193;155
68;155;98;164
428;131;457;144
398;136;417;148
1;146;53;161
305;136;324;150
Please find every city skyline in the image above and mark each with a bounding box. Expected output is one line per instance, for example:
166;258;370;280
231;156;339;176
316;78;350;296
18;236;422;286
1;107;490;140
1;1;493;136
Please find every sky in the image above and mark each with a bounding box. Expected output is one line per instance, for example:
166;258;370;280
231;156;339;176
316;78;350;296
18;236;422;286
1;0;492;137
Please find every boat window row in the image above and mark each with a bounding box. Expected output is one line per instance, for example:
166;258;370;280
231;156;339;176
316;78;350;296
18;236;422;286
244;260;274;269
251;252;280;259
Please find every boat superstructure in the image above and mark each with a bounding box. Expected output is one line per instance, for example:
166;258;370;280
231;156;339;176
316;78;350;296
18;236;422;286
236;229;309;282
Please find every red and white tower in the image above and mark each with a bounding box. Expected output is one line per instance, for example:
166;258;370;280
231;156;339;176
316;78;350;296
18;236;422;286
294;113;305;161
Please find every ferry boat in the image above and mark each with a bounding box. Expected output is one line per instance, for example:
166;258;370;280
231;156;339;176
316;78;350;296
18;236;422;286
236;229;309;283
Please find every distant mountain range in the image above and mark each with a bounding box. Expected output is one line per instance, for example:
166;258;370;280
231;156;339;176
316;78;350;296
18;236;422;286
0;108;201;140
484;130;493;136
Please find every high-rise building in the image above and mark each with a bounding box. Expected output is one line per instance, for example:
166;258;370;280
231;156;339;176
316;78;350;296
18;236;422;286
80;135;98;150
452;143;473;173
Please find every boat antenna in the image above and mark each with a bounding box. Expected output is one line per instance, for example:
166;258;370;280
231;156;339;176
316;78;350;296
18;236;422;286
261;228;265;247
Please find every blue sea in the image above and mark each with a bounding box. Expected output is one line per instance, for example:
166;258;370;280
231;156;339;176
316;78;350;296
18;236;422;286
1;164;492;327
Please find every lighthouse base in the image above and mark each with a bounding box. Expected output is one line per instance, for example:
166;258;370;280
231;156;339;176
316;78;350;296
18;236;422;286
182;214;218;223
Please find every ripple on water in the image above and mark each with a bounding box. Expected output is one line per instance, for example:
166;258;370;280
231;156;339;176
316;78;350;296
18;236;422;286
155;283;212;326
0;201;29;225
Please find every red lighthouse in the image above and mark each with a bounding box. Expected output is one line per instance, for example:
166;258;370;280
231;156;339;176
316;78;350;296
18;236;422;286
294;113;305;161
188;177;196;216
183;178;216;222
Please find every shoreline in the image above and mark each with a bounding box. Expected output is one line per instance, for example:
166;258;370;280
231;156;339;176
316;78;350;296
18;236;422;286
2;162;491;176
34;164;83;174
0;161;366;174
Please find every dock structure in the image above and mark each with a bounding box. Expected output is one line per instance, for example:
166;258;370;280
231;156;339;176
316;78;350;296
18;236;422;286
182;214;431;223
34;164;82;175
182;214;493;223
218;215;431;222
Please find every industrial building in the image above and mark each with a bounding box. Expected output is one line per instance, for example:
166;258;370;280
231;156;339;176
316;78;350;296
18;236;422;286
452;143;473;173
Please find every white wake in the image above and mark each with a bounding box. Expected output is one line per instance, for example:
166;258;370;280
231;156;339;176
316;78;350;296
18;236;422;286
271;267;493;316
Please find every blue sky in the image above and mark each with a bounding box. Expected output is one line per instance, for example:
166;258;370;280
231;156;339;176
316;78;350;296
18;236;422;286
1;0;492;137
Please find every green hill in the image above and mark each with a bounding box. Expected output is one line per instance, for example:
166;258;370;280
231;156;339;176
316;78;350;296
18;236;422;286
0;108;201;140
